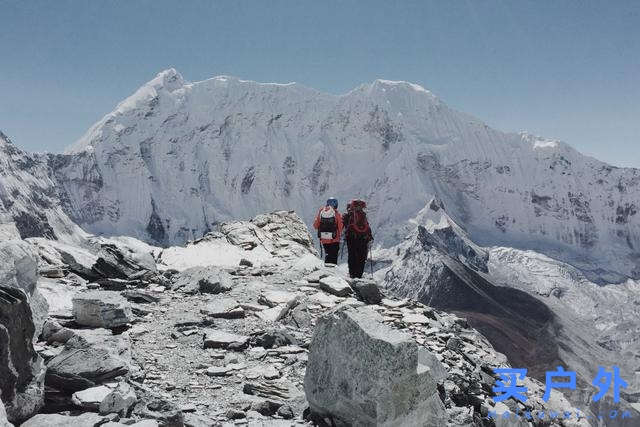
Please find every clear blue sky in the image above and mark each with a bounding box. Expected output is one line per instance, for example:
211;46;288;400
1;0;638;167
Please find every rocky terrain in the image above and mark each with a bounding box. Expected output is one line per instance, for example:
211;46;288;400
0;210;609;426
380;199;640;424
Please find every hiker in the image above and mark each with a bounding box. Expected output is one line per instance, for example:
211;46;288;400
313;197;343;265
342;199;373;278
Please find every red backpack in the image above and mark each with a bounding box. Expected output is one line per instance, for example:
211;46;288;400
346;199;371;239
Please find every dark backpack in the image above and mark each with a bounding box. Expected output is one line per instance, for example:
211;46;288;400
346;199;371;240
318;206;338;239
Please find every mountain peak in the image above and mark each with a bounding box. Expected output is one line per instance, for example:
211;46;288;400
371;78;432;94
0;130;12;145
147;68;185;92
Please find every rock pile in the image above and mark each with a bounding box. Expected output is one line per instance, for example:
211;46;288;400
1;211;594;426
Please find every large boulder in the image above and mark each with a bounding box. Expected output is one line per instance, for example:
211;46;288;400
72;290;133;328
0;240;48;338
304;306;447;426
0;286;45;423
90;240;156;280
27;237;98;280
0;240;38;294
46;330;132;392
349;278;384;304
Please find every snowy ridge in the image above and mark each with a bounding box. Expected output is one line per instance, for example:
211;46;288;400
3;69;639;283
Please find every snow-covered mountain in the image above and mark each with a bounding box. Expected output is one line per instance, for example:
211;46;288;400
47;69;639;283
0;132;86;244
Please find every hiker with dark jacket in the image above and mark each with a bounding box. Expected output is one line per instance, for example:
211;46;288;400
342;199;373;278
313;197;343;265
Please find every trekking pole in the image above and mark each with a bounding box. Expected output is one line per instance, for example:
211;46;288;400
319;240;324;260
368;243;374;278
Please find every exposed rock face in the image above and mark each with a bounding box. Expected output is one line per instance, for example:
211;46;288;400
305;305;447;426
0;240;48;339
72;290;133;328
0;286;45;423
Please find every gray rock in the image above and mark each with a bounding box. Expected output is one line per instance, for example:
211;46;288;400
250;399;282;416
99;382;137;416
402;313;430;324
277;404;294;420
172;266;233;294
71;385;112;410
0;240;38;295
122;290;161;304
202;329;250;350
132;398;183;426
252;328;298;349
200;297;244;319
304;269;331;283
46;332;131;392
101;422;151;427
225;409;246;420
90;241;157;280
72;290;133;328
206;366;233;377
304;306;447;426
349;278;384;304
20;412;108;427
318;276;352;297
39;265;67;278
257;290;298;308
243;379;302;400
254;304;290;323
0;286;45;423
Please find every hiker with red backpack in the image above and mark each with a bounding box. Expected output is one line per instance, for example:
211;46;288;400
312;197;344;265
342;199;373;278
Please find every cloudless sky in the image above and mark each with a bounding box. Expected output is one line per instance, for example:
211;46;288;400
1;0;638;167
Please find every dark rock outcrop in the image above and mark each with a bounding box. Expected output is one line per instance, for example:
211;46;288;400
0;286;45;423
